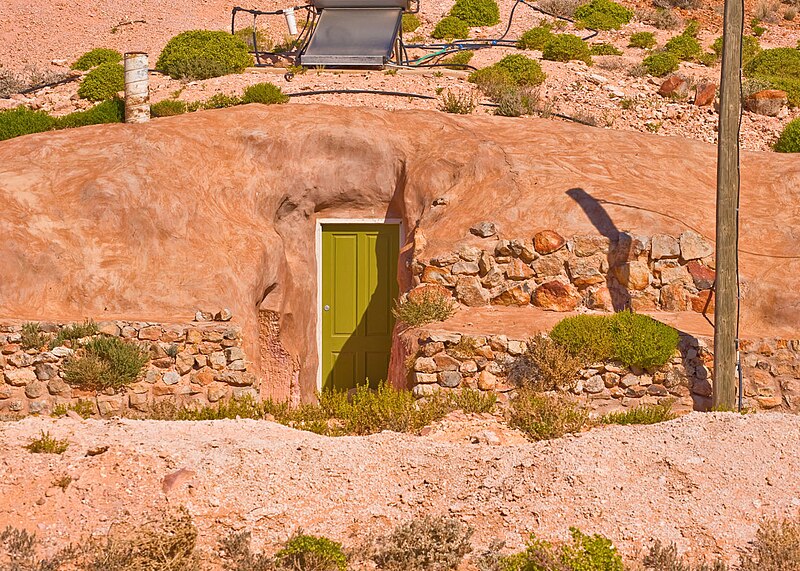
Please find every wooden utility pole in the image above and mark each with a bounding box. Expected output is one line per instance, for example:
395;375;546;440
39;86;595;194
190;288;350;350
714;0;743;410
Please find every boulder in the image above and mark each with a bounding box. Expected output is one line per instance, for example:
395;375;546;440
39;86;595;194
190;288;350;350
438;370;462;388
477;370;497;391
651;234;680;259
613;261;650;290
422;266;456;286
4;369;36;386
660;282;690;312
745;90;788;117
505;259;534;281
455;276;490;307
694;82;717;107
679;230;713;261
492;284;532;306
658;75;689;99
687;260;715;290
532;281;582;311
452;261;480;275
470;221;497;238
691;290;715;313
533;230;566;255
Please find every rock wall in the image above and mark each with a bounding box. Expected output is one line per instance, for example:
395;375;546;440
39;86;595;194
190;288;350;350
406;329;800;414
0;320;254;417
412;228;716;314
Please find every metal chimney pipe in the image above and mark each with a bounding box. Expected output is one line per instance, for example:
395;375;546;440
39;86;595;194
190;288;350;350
124;52;150;123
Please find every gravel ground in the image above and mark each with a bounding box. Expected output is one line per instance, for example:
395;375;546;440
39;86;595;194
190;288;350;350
2;411;799;567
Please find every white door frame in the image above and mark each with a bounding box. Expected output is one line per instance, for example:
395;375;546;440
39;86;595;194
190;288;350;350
315;217;404;392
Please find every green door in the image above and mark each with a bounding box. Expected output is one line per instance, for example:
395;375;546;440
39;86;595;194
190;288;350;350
321;223;399;392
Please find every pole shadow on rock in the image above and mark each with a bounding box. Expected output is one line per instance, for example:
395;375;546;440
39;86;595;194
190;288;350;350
565;188;708;412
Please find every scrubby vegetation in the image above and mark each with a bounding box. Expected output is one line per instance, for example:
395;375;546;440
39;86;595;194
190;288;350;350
629;31;657;49
542;33;593;64
150;99;188;117
508;390;589;441
601;402;677;425
51;320;99;348
441;50;474;69
71;48;122;71
743;47;800;106
644;540;728;571
157;30;253;80
642;51;680;76
470;54;546;88
439;89;477;114
637;6;684;30
0;64;68;98
775;118;800;153
77;62;124;101
0;106;56;141
495;527;624;571
63;336;148;391
274;532;347;571
711;35;761;65
52;400;96;419
449;0;500;26
371;515;473;571
402;13;421;33
507;334;583;392
590;42;623;56
739;517;800;571
517;23;554;50
393;287;457;327
241;82;290;105
550;311;679;369
20;322;49;350
234;27;270;50
432;16;470;40
56;98;125;128
25;431;69;454
665;33;702;61
574;0;633;30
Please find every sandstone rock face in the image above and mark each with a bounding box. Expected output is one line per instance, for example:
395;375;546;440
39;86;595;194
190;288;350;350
745;90;788;117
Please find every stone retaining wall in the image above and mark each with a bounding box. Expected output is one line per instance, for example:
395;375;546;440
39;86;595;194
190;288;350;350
408;330;800;414
411;229;716;313
0;320;255;418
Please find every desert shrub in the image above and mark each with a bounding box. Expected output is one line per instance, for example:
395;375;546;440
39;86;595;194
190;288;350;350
785;6;797;20
151;99;188;117
508;389;589;441
754;0;781;21
25;431;69;454
442;50;474;69
77;62;124;101
518;23;555;50
50;320;99;348
643;540;728;571
642;51;680;76
775;118;800;153
450;0;500;26
744;47;800;105
501;528;623;571
51;399;96;419
494;54;546;85
492;84;541;116
590;42;623;55
0;526;79;570
157;30;253;80
507;334;584;391
234;27;271;50
88;506;199;570
242;82;290;104
601;402;677;425
393;287;456;327
56;98;125;129
20;322;49;350
551;311;679;369
448;336;480;358
665;34;702;61
653;0;700;9
0;106;56;141
371;515;473;571
402;13;421;33
72;48;122;71
448;388;497;414
200;93;242;109
574;0;633;30
0;64;68;98
637;7;683;29
432;16;470;39
538;0;584;17
543;34;593;64
739;517;800;571
274;532;347;571
63;336;148;391
629;31;656;48
439;89;477;114
219;531;273;571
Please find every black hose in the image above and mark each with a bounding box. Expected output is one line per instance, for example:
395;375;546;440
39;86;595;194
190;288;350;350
17;75;80;96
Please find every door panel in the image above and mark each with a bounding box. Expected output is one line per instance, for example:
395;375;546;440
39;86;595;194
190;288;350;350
321;224;399;392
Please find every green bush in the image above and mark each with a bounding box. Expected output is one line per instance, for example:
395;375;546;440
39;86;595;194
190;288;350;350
601;402;677;425
0;106;56;141
447;388;497;414
439;89;477;114
63;336;148;391
56;98;124;129
629;31;656;49
574;0;633;30
683;18;700;37
542;34;593;64
77;62;124;101
507;334;584;391
50;320;99;348
233;27;270;50
402;13;421;33
775;118;800;153
241;82;289;104
71;48;122;71
157;30;253;80
508;389;589;441
664;34;702;61
590;42;623;56
642;51;680;76
274;533;346;571
450;0;500;26
25;431;69;454
393;287;456;327
442;50;474;69
744;48;800;105
150;99;188;117
20;323;49;350
372;515;473;571
432;16;470;39
501;528;623;571
550;311;679;369
739;517;800;571
517;24;555;50
200;93;241;109
494;54;547;85
711;35;761;64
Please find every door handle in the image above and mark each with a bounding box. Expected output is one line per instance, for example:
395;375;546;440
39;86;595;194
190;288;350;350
323;305;331;311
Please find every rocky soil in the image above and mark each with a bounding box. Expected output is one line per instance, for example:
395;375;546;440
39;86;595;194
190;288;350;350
2;411;800;567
